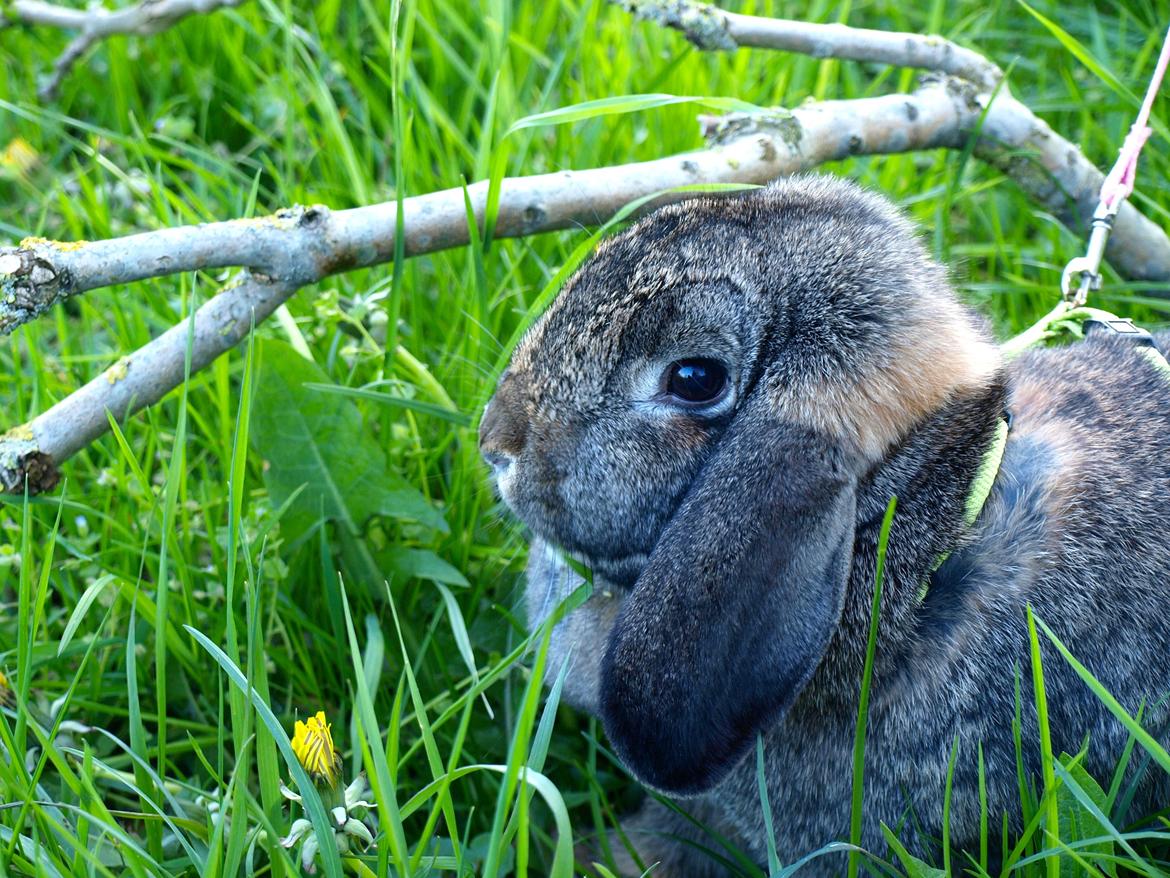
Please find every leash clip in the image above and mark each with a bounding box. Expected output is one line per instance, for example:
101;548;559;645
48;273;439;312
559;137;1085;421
1060;204;1116;308
1059;26;1168;308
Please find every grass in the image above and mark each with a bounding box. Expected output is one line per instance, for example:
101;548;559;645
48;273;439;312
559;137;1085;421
2;0;1170;875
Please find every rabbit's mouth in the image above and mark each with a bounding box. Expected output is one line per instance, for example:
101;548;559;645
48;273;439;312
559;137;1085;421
505;465;681;585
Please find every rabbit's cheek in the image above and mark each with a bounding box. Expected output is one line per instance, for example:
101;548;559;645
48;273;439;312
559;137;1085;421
505;412;701;563
553;442;697;560
489;456;519;503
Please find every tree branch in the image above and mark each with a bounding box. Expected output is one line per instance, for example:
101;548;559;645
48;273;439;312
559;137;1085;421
3;6;1170;493
0;83;974;340
619;0;1004;90
3;0;248;99
1;271;296;493
0;82;981;492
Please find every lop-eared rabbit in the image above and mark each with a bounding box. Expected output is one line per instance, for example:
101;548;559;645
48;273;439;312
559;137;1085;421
479;176;1170;876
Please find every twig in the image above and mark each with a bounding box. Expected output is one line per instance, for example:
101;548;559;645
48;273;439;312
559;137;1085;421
0;84;975;340
0;272;296;493
2;0;248;99
619;0;1004;90
4;10;1170;492
6;83;1169;343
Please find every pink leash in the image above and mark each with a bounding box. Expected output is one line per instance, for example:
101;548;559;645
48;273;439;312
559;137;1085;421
1061;26;1170;305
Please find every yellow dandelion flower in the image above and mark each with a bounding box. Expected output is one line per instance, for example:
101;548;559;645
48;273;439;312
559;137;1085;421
0;669;12;707
291;710;342;788
0;138;38;178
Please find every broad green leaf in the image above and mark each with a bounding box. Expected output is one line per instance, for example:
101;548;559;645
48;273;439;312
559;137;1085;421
374;488;450;534
1054;758;1120;877
383;548;469;587
880;824;946;878
250;339;449;544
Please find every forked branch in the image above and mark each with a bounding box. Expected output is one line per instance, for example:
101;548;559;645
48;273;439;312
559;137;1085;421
624;0;1170;287
3;0;248;99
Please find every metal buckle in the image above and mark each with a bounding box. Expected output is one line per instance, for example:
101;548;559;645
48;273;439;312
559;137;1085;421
1082;316;1156;347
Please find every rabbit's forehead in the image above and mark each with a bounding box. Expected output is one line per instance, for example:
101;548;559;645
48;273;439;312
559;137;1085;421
511;251;756;407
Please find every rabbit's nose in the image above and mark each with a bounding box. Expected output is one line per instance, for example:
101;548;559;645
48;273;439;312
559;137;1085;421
479;376;530;468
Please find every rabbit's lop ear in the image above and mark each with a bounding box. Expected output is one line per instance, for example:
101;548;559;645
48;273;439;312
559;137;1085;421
600;394;862;795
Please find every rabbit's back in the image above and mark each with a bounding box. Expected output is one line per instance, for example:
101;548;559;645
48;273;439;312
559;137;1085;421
926;331;1170;660
925;332;1170;854
941;330;1170;678
714;332;1170;873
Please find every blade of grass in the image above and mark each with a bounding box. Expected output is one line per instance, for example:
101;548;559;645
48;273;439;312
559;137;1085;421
1026;604;1061;878
942;732;960;876
847;495;897;878
1035;615;1170;776
505;94;763;134
757;734;782;877
335;578;411;876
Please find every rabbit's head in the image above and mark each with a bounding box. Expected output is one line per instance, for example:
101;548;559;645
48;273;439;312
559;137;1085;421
480;176;1001;795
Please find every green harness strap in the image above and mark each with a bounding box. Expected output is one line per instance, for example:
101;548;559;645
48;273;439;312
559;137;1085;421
927;418;1007;578
962;417;1009;532
924;302;1168;588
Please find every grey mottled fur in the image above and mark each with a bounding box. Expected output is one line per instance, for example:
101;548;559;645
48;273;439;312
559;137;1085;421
479;176;1170;875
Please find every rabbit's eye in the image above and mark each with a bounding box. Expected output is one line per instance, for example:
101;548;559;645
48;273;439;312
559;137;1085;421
664;359;728;404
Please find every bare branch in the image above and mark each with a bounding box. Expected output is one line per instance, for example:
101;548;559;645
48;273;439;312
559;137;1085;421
619;0;1003;90
971;89;1170;281
0;84;969;339
0;81;982;492
1;272;295;494
3;0;248;99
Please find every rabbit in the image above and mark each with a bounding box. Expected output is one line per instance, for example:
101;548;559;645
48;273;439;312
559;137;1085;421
478;175;1170;876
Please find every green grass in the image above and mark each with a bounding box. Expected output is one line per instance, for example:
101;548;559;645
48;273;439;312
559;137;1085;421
2;0;1170;875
